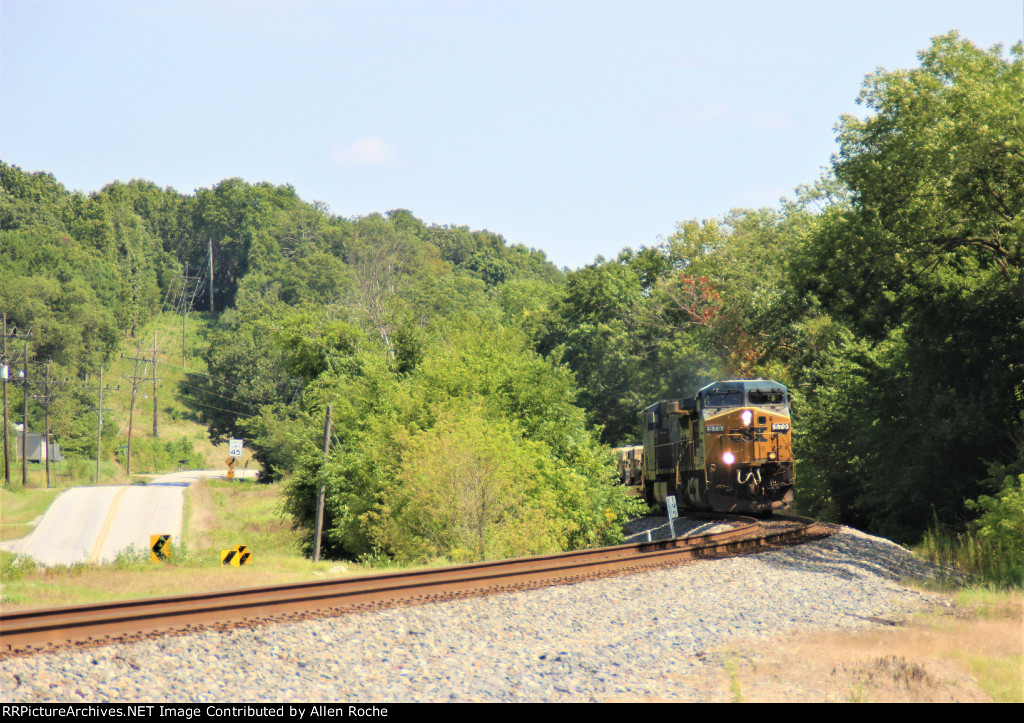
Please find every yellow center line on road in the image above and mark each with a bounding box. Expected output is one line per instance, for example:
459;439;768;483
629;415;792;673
89;486;130;564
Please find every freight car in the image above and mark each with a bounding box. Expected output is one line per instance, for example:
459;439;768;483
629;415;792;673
613;444;644;492
633;379;794;514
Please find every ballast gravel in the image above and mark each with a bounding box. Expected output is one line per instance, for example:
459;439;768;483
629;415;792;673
1;524;956;703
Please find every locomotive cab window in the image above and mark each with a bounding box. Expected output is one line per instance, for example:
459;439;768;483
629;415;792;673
748;389;787;406
703;390;742;408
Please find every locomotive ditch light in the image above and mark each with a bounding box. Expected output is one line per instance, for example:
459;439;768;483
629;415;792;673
741;410;753;427
722;451;736;465
768;451;777;461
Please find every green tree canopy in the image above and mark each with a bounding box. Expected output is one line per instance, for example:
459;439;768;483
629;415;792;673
834;32;1024;304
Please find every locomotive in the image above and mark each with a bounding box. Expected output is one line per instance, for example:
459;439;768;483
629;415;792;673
617;379;794;514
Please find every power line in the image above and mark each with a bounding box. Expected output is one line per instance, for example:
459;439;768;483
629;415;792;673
166;262;204;369
176;378;303;410
180;397;259;419
120;341;159;476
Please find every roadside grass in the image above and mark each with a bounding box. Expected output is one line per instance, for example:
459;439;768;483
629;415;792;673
4;458;128;491
0;486;60;542
184;476;303;569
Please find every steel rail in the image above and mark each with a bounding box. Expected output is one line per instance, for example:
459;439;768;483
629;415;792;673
0;514;827;654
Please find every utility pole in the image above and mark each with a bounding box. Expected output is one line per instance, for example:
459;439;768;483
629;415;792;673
21;338;29;486
1;313;7;486
27;361;71;489
83;367;117;485
208;236;215;313
1;319;32;486
42;363;52;489
31;363;54;489
182;263;187;368
178;262;203;369
152;331;160;438
312;403;332;563
121;343;155;476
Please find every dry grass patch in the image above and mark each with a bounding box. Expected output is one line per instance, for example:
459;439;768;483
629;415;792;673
675;592;1022;702
2;557;353;609
185;477;297;560
182;477;221;552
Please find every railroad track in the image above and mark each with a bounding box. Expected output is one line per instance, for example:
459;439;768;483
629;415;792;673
0;514;833;656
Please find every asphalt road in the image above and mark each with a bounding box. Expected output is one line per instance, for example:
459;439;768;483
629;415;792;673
4;470;258;566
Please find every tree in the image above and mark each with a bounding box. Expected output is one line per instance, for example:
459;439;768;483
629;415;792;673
283;320;642;560
183;179;303;310
384;404;566;563
342;215;442;358
791;34;1024;540
834;33;1024;301
538;262;650;443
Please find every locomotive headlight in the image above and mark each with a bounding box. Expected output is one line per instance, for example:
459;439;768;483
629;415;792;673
741;410;753;427
722;451;736;465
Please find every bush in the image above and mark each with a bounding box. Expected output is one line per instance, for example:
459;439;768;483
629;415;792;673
919;465;1024;588
965;474;1024;586
121;436;203;474
383;404;567;563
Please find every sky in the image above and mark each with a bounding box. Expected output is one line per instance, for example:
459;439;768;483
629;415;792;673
2;0;1022;269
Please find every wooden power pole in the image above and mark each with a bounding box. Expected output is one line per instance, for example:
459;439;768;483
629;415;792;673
313;403;332;563
152;331;159;438
83;368;117;485
1;319;32;486
208;236;215;313
178;262;202;369
1;314;9;486
121;342;157;476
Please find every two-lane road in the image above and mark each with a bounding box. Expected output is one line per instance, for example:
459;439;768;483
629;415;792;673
4;470;257;566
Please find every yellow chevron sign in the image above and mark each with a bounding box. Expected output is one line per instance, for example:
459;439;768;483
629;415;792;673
150;534;172;562
220;544;251;566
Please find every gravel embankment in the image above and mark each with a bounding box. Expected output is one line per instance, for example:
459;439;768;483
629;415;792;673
1;522;956;703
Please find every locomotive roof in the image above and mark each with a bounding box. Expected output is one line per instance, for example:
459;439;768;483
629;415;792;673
642;379;788;414
697;379;788;396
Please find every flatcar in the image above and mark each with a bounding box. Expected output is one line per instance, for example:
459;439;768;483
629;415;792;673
637;379;794;514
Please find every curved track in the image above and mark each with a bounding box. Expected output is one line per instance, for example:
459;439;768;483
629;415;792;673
0;514;833;656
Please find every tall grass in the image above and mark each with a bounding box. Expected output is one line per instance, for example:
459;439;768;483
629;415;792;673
917;524;1023;588
918;471;1024;589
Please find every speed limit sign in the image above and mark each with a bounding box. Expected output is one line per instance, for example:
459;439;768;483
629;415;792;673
228;438;244;457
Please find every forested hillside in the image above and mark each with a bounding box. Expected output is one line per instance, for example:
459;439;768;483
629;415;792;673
1;33;1020;563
